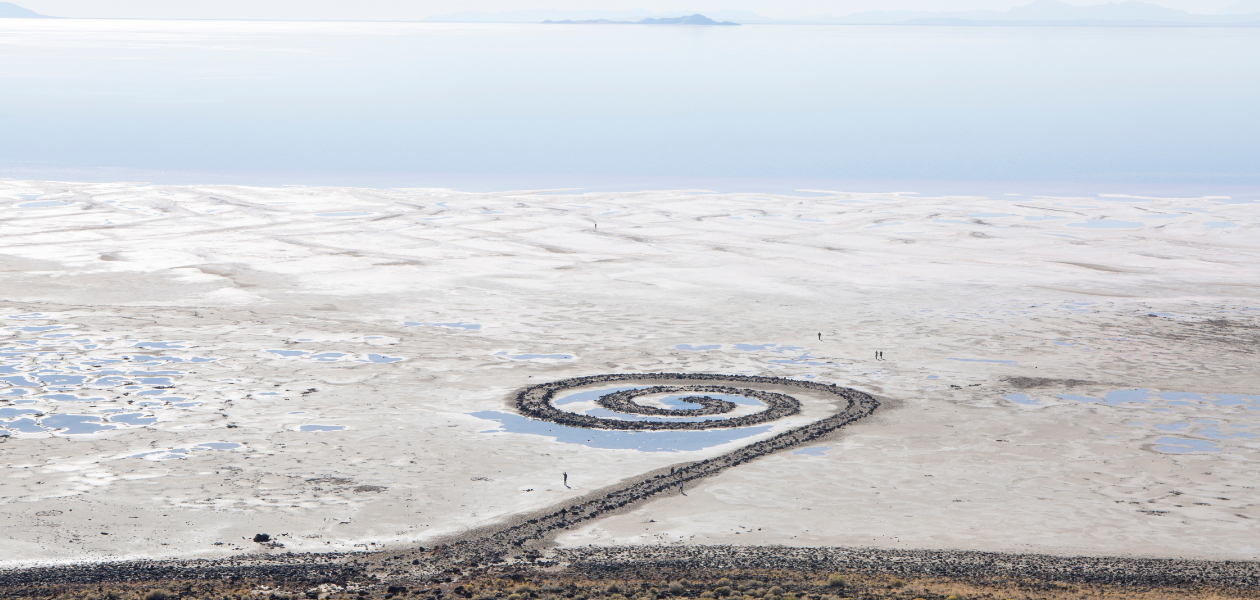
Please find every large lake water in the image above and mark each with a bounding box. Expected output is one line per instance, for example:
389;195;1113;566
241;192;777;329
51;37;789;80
1;20;1257;194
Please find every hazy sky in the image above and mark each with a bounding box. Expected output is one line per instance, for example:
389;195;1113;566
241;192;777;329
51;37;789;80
15;0;1246;20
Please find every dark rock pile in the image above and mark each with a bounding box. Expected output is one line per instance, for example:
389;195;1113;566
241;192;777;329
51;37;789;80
556;545;1260;589
515;373;843;430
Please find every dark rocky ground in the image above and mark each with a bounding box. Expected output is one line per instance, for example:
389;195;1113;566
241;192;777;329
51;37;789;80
3;548;1260;600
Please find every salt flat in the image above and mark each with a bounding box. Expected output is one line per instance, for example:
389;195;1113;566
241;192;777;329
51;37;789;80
0;180;1257;566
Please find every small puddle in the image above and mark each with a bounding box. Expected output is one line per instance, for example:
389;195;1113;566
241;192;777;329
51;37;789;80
1152;437;1221;453
364;354;403;363
792;446;831;456
110;413;157;426
298;425;347;432
133;341;186;349
16;200;71;209
3;418;46;433
41;414;116;434
10;325;62;332
948;357;1018;365
405;322;481;330
494;351;574;361
1067;219;1143;229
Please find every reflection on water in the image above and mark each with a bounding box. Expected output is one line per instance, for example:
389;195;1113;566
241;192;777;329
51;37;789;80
4;22;1257;189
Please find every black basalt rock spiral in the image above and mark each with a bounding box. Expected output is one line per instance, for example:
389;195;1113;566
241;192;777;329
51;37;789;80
516;373;816;430
408;372;879;564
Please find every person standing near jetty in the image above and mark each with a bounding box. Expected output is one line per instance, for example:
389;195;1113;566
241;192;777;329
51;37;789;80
563;471;569;488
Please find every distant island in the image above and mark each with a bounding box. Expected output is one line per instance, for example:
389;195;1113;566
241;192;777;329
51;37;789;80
0;2;52;18
434;0;1260;27
543;14;739;26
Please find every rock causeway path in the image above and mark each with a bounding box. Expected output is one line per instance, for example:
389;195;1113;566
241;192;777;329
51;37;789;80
364;373;880;579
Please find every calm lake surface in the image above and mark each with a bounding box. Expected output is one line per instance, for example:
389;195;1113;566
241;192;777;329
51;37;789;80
1;20;1257;194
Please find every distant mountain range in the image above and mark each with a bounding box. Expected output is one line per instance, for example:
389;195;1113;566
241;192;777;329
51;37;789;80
826;0;1260;25
0;2;50;18
428;0;1260;26
543;14;738;25
4;0;1257;26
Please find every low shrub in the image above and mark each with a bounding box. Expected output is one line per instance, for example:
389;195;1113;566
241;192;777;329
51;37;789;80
144;591;170;600
826;575;845;588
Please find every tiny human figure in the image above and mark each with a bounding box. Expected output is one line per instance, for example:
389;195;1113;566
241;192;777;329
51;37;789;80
875;351;880;361
670;467;675;475
817;332;822;341
679;481;686;496
563;472;569;488
879;351;885;360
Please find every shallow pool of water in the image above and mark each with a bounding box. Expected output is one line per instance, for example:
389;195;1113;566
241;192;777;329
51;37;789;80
41;414;116;434
494;351;574;361
1152;436;1221;453
364;354;403;363
469;410;772;452
405;321;481;330
948;357;1018;365
110;412;157;426
16;200;70;208
1067;219;1143;229
298;424;346;432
